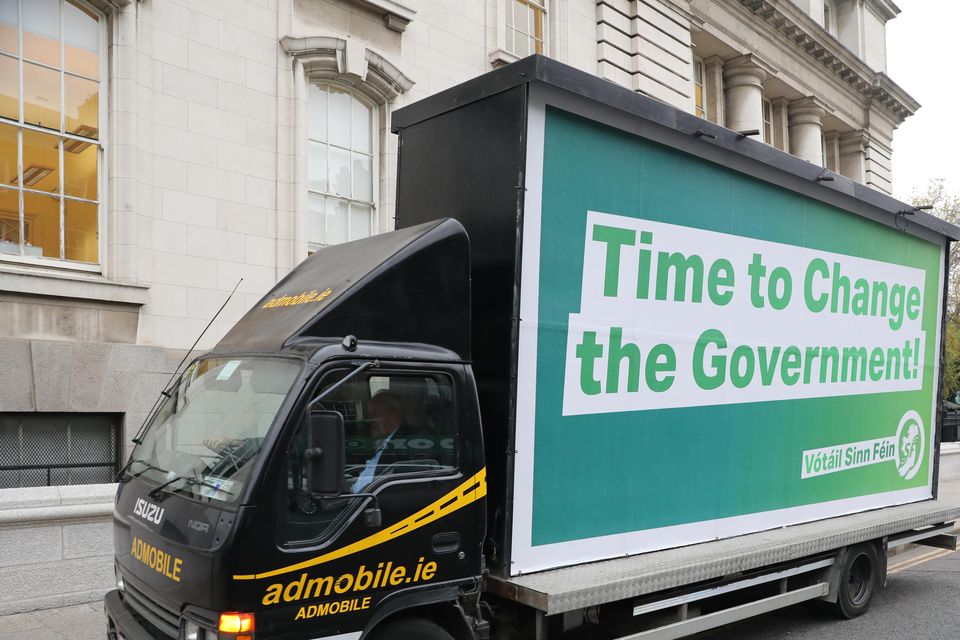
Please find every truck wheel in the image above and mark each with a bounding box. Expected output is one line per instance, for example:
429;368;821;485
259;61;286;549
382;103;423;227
367;618;454;640
833;543;881;619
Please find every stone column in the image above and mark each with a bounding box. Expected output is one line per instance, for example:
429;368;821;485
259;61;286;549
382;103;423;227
839;130;868;184
723;55;767;135
770;97;790;151
703;56;725;125
788;97;826;165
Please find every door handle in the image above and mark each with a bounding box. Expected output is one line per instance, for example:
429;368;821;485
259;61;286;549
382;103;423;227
431;531;461;554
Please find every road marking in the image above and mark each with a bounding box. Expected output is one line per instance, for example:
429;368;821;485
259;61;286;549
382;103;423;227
888;548;953;573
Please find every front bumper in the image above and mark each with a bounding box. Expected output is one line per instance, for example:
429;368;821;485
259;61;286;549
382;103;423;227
104;589;159;640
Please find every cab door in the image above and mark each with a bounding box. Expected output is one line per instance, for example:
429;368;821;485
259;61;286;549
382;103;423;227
254;361;485;639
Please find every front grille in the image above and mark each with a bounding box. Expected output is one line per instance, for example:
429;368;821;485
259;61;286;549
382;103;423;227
122;580;180;639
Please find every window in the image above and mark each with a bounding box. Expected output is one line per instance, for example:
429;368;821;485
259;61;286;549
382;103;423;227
823;0;837;36
283;369;458;543
0;0;103;267
307;83;376;250
505;0;545;57
762;97;773;145
130;357;303;504
0;413;119;488
693;56;706;119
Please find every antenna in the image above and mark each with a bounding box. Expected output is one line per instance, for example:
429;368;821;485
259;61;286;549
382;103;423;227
131;279;244;445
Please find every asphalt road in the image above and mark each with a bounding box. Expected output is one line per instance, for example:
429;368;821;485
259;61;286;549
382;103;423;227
702;548;960;640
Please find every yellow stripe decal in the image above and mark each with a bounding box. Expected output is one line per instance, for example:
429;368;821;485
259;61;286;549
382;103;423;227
233;467;486;581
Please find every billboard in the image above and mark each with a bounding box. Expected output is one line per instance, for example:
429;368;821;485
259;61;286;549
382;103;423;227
510;104;944;575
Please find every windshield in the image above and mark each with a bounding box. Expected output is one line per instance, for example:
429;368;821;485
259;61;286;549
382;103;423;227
129;356;302;503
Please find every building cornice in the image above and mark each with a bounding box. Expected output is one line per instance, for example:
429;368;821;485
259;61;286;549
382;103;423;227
346;0;416;33
736;0;916;123
865;0;900;23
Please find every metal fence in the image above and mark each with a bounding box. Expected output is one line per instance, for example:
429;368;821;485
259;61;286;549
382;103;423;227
0;413;120;489
943;410;960;443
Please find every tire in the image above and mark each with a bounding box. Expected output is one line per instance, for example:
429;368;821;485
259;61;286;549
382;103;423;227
367;617;455;640
833;543;881;619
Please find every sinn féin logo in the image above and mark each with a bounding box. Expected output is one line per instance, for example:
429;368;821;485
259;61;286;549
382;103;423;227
895;410;924;481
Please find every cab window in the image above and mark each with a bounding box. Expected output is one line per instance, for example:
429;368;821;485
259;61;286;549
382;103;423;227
281;370;457;543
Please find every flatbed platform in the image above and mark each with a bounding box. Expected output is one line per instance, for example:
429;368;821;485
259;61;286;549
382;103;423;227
487;499;960;614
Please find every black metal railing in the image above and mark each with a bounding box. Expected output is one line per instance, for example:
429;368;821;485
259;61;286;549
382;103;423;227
0;462;118;487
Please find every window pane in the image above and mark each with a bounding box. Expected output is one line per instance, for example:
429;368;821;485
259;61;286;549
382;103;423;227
63;138;96;199
505;0;513;29
23;0;60;67
64;0;99;79
307;83;326;142
349;203;371;240
0;54;17;121
0;0;16;55
351;98;371;154
22;128;59;194
65;74;98;138
64;198;96;262
23;191;59;258
23;61;60;131
515;29;529;57
328;86;350;148
307;191;324;246
352;153;371;202
308;141;327;193
325;197;347;245
0;122;14;184
329;145;350;197
0;187;19;253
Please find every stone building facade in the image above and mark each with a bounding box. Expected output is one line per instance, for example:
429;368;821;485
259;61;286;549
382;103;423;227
0;0;917;613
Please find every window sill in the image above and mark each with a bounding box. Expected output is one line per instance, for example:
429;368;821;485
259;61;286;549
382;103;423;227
0;264;148;306
348;0;416;32
489;49;521;69
0;483;117;526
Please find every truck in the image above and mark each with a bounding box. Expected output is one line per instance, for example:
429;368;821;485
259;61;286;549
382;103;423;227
104;55;960;640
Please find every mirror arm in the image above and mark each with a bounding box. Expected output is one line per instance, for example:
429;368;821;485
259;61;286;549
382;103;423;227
307;360;380;409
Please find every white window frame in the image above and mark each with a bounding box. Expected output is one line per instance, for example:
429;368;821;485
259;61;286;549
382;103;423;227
762;97;773;145
505;0;546;58
0;0;107;273
491;0;548;66
693;56;706;119
306;82;380;252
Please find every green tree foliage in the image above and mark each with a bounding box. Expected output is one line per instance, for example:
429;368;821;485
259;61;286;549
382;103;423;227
912;179;960;400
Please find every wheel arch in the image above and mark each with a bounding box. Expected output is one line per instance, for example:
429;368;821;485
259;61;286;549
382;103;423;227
360;583;476;640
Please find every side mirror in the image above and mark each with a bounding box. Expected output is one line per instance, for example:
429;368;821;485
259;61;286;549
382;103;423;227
306;410;346;497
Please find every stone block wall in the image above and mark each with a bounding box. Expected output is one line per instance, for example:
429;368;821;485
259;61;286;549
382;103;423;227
0;484;115;615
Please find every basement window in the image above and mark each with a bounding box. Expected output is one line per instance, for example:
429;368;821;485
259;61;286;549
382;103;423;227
0;413;121;488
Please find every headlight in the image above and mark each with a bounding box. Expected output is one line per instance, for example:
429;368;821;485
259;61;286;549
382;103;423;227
115;566;124;593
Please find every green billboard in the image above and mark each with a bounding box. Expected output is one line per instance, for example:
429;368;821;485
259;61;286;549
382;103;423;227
510;105;943;574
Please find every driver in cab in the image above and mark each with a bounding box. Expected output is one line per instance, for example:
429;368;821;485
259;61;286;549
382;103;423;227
352;390;410;492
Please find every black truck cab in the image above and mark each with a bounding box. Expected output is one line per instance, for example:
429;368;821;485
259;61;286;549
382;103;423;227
106;220;489;640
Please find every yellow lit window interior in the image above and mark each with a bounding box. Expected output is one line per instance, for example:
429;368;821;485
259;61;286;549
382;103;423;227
0;0;101;264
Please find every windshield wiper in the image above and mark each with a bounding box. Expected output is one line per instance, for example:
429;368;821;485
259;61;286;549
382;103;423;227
116;458;166;483
149;474;235;501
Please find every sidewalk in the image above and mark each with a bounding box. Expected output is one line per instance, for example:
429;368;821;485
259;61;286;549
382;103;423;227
0;601;103;640
4;446;960;640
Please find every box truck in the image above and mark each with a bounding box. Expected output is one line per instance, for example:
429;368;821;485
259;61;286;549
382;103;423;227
105;56;960;640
